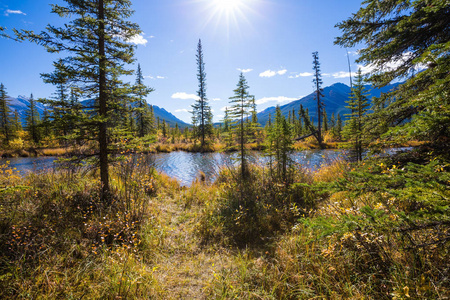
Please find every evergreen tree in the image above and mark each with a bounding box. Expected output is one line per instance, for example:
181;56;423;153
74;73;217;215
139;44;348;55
248;96;260;142
0;83;14;144
41;108;53;141
222;107;231;133
191;39;213;147
336;114;343;140
322;108;329;132
25;94;41;144
40;59;73;144
13;110;22;133
19;0;142;199
335;0;450;145
312;51;325;147
134;63;154;137
229;72;254;179
149;105;155;133
162;120;167;138
330;112;337;138
266;106;294;183
343;69;370;161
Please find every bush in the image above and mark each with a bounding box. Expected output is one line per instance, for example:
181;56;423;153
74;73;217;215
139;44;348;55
198;164;317;247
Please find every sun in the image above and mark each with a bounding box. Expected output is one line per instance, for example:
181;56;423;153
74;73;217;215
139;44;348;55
197;0;259;39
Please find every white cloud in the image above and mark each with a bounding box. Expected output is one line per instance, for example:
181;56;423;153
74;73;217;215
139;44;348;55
171;92;199;100
288;72;313;79
255;96;298;105
5;9;26;16
260;70;277;78
211;98;221;102
175;109;190;113
237;68;253;73
127;34;148;46
220;106;229;112
144;75;166;80
259;69;287;78
332;71;352;79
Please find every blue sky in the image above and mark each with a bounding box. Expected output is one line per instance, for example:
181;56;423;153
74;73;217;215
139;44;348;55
0;0;365;123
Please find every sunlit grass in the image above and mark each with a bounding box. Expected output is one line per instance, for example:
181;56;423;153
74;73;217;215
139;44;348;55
1;147;448;299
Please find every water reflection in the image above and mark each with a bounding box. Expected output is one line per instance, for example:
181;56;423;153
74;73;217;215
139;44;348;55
0;148;411;186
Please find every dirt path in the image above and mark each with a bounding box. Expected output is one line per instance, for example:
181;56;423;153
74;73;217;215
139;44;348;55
149;192;232;299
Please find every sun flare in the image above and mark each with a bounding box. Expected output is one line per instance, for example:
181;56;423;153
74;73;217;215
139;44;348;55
213;0;244;12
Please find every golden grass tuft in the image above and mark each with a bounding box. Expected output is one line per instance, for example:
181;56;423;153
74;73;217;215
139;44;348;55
312;158;349;182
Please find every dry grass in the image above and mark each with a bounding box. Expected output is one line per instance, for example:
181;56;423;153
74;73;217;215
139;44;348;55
312;158;350;182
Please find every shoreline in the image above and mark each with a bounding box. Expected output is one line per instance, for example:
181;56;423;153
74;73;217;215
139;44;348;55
0;140;423;159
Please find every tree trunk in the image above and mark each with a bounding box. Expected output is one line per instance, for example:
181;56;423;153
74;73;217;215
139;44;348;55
98;0;110;201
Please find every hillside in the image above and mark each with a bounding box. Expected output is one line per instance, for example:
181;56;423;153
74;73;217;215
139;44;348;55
7;95;46;124
256;82;401;126
6;95;189;128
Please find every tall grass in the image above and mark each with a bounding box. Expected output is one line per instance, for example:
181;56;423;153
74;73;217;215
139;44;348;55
0;159;171;299
204;150;450;299
197;163;317;247
1;147;448;299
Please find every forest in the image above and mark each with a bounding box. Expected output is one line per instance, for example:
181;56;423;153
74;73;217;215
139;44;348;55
0;0;449;299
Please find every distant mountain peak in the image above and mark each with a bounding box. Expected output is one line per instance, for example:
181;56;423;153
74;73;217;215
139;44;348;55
255;81;399;126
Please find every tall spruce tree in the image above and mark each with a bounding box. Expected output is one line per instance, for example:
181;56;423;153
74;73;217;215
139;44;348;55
0;83;14;144
18;0;141;199
343;69;370;161
40;59;73;144
229;72;254;179
335;0;450;145
312;51;325;147
267;106;294;183
25;94;41;145
134;63;154;137
191;39;213;147
12;111;21;133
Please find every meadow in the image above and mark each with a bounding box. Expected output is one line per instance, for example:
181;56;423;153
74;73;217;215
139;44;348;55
0;145;448;299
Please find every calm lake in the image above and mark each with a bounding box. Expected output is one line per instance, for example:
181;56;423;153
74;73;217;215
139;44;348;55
0;148;410;186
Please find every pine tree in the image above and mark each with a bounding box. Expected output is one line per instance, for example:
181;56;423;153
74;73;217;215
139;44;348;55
162;120;167;138
25;94;41;145
322;108;328;133
0;83;14;144
134;63;154;137
149;105;155;133
13;110;22;133
229;72;254;179
191;39;213;147
40;59;73;144
335;0;450;145
19;0;142;199
312;51;325;147
267;106;294;183
343;69;370;161
330;112;337;138
336;114;343;140
41;109;53;141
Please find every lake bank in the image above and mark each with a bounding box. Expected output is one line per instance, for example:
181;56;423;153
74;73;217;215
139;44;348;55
0;139;422;159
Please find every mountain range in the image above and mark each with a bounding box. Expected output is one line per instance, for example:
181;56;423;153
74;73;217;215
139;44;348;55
7;82;399;128
255;82;400;126
6;96;190;128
